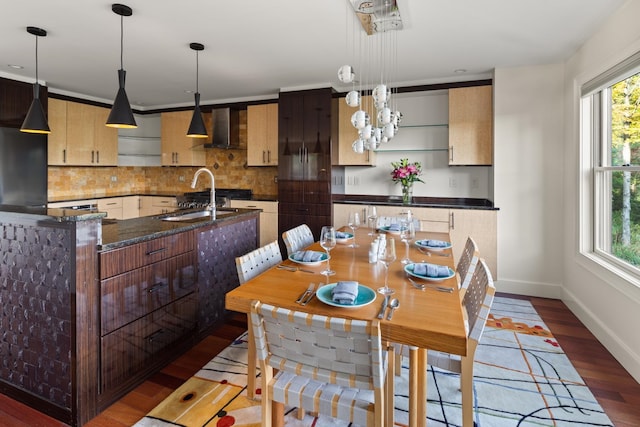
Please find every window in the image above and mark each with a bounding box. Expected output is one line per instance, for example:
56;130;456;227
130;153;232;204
582;51;640;277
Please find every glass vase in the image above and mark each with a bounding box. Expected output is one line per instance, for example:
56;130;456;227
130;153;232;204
402;183;413;205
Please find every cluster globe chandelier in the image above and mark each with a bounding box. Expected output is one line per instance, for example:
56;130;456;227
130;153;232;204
338;0;403;154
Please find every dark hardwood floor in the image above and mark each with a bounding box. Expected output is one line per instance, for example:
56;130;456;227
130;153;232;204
0;293;638;426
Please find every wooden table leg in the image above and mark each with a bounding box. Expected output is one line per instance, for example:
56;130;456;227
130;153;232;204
273;402;285;426
409;347;428;427
246;314;256;400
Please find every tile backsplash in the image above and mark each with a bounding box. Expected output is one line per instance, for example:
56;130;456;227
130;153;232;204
48;149;278;200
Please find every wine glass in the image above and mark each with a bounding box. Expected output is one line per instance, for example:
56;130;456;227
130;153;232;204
347;212;360;247
319;226;336;276
367;205;378;236
377;236;396;295
400;219;415;264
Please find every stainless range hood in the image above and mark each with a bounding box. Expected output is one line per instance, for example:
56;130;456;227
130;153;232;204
204;108;240;149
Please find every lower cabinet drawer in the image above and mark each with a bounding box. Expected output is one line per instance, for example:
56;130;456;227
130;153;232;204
101;252;196;335
100;293;197;391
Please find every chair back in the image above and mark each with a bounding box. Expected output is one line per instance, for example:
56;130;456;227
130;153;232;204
282;224;314;257
235;240;282;284
251;301;385;391
456;237;480;291
462;258;495;344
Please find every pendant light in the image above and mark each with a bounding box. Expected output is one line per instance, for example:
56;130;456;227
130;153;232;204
106;3;137;128
187;42;208;138
21;26;50;134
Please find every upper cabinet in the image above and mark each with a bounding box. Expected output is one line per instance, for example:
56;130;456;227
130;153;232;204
448;85;493;166
160;111;207;166
48;99;118;166
247;103;278;166
336;95;376;166
0;77;47;128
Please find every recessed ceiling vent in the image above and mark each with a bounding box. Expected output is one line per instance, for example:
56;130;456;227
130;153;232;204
350;0;403;35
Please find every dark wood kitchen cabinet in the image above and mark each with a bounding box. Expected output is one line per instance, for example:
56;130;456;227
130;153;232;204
277;88;335;241
99;231;197;401
0;77;48;128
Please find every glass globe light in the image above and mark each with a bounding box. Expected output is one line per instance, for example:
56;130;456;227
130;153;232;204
360;124;372;139
352;138;364;153
338;65;355;83
351;110;369;130
383;123;395;138
377;107;392;125
372;84;390;104
345;90;360;107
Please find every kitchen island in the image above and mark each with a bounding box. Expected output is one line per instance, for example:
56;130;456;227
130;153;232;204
0;205;260;426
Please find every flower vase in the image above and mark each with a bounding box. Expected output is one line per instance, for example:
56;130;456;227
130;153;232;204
401;183;413;205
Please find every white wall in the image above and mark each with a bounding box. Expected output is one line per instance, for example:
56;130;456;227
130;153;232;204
341;90;492;199
493;64;566;298
562;0;640;383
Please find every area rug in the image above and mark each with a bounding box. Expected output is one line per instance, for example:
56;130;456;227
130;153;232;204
133;297;613;426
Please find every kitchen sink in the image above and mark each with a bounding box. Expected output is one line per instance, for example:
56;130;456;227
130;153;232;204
161;208;238;222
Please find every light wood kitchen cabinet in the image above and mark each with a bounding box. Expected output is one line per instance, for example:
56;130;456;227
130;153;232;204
48;99;118;166
97;197;123;219
121;196;140;219
448;208;497;279
247;103;278;166
230;200;278;246
139;196;178;216
336;95;376;166
161;111;207;166
448;85;493;166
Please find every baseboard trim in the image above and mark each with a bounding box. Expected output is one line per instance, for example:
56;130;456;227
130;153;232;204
494;278;563;299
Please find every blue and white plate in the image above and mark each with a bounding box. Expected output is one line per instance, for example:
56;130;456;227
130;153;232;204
404;263;455;282
315;283;377;308
335;232;354;244
288;251;329;266
378;225;406;235
415;239;452;252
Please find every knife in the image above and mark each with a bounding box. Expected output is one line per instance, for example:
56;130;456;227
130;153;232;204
377;295;390;319
296;283;315;304
300;284;317;306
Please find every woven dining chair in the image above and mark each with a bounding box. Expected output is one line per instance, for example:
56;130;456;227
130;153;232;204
235;241;283;400
456;236;480;297
250;300;395;427
282;224;314;257
235;240;283;284
395;258;495;427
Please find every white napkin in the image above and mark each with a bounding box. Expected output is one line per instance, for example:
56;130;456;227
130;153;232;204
331;281;359;304
335;231;352;239
292;250;323;262
412;263;450;277
424;239;448;247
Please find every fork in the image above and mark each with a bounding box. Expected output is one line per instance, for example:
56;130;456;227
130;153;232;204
407;276;454;293
300;283;317;306
296;283;315;304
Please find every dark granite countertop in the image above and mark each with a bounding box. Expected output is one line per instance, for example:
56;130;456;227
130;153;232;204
0;205;260;251
332;194;498;210
48;191;181;204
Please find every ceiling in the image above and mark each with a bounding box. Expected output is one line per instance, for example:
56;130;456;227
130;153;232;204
0;0;626;111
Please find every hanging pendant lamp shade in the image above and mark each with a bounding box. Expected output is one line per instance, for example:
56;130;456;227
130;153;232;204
21;26;50;134
187;42;208;138
106;3;137;129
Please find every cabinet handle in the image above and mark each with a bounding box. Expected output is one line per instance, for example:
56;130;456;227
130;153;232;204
146;247;168;256
450;212;455;230
175;152;179;164
147;281;168;294
91;150;95;163
267;150;271;163
304;146;309;163
97;150;100;163
106;202;117;206
298;147;303;163
449;146;454;162
262;151;266;163
63;149;66;163
145;329;165;342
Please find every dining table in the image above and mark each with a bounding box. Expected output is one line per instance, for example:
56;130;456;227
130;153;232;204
225;227;467;427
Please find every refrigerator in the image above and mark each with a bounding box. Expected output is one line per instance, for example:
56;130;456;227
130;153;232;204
0;127;47;207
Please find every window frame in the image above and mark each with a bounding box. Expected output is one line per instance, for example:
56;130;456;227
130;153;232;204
582;52;640;285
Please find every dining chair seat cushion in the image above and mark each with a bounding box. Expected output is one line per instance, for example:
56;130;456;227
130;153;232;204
271;371;376;426
332;281;359;304
413;262;451;277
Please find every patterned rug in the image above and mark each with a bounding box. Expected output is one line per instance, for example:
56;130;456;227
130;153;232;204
133;297;613;426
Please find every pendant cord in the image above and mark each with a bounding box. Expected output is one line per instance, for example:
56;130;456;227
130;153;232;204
196;50;199;94
120;14;124;70
34;34;39;83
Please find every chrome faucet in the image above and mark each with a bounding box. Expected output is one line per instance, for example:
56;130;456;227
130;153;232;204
191;168;216;214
